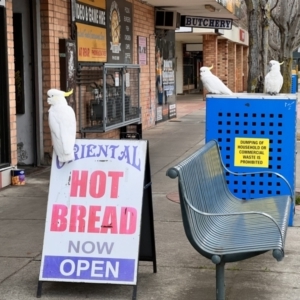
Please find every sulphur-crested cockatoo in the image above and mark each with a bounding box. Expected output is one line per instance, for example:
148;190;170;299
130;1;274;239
47;89;76;162
264;60;283;95
200;65;233;95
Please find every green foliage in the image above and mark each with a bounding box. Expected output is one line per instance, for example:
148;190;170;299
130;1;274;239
296;194;300;206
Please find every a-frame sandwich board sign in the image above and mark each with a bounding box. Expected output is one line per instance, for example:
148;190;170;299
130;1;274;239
37;138;154;299
120;130;157;300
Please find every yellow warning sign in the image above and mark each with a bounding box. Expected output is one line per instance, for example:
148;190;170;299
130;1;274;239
234;138;269;168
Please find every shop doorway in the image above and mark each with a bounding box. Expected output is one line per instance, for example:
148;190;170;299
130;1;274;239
183;44;202;93
13;0;36;165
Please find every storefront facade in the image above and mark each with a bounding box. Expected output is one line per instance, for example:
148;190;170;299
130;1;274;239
0;0;247;189
0;0;157;187
175;25;249;95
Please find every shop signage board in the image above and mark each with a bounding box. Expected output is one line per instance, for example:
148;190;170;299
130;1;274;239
76;23;107;62
156;106;163;122
168;104;176;119
75;0;107;62
106;0;133;64
181;15;233;30
39;139;147;286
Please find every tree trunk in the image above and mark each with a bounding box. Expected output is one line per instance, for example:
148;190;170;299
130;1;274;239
270;1;300;93
245;1;264;92
280;54;293;93
262;2;270;81
276;15;292;93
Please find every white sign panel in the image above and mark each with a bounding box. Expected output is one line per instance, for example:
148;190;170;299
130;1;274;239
186;44;203;52
0;0;5;7
39;139;147;285
175;27;192;33
182;15;232;30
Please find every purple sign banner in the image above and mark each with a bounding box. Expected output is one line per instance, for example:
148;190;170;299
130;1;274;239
42;256;135;282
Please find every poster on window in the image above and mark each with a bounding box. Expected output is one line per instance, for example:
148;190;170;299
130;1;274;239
138;36;147;65
163;60;175;96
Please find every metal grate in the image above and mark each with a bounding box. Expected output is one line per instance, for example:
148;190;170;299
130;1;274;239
76;63;140;134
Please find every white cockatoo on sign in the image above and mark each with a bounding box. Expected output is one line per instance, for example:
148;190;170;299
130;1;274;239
264;60;283;95
47;89;76;163
200;65;233;95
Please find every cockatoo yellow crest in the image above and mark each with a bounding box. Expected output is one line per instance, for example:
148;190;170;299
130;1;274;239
264;60;283;95
200;65;233;95
47;89;76;162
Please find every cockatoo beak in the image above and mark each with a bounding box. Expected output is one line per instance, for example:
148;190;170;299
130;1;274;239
64;89;73;97
279;62;284;65
209;65;213;70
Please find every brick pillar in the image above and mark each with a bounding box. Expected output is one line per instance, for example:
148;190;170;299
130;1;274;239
203;35;218;99
6;0;17;166
40;0;70;160
228;42;236;92
243;46;248;92
203;35;218;73
236;45;243;92
217;39;229;87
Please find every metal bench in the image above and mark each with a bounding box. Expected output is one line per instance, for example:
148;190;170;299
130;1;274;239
166;140;292;300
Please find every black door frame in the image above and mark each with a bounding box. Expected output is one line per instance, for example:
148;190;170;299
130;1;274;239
0;5;11;168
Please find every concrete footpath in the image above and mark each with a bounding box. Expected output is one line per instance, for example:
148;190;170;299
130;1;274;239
0;94;300;300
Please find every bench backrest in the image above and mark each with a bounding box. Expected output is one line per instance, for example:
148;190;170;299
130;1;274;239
171;140;230;213
167;140;232;257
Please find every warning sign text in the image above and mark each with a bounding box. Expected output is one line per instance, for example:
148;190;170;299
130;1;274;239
234;138;269;168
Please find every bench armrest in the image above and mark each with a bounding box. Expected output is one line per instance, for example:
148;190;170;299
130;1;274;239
220;162;294;203
182;190;286;245
206;140;294;203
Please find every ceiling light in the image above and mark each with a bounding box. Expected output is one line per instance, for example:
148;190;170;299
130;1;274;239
205;4;216;12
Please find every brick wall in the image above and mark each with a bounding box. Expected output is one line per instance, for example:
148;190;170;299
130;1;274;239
228;42;236;92
202;38;248;94
5;0;248;167
40;0;155;162
203;35;218;73
40;0;71;160
133;1;155;129
6;0;17;166
217;40;229;86
236;45;243;92
203;35;218;98
243;46;248;92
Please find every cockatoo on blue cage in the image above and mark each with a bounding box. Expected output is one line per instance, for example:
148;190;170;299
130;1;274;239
200;65;233;95
264;60;284;95
47;89;76;163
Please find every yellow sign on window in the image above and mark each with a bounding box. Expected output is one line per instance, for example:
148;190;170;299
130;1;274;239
76;23;107;62
234;138;270;168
